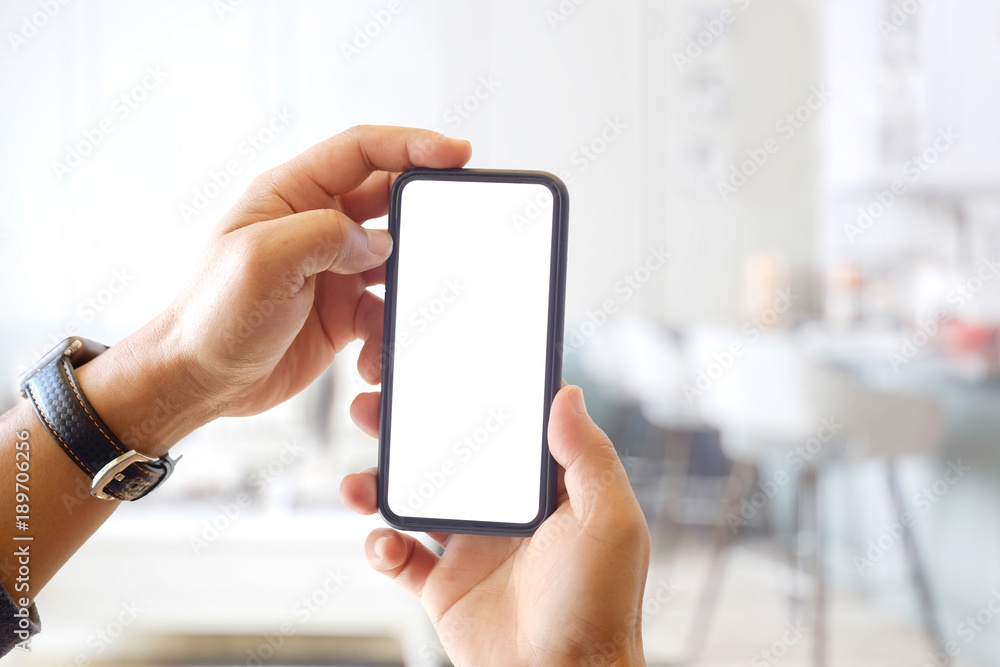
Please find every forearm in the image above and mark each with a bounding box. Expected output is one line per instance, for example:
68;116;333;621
0;402;118;600
0;313;214;601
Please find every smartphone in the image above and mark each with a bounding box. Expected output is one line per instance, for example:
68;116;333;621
377;168;569;536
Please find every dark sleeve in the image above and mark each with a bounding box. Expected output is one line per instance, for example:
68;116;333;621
0;582;39;656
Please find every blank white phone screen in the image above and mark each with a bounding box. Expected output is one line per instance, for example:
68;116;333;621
386;178;556;524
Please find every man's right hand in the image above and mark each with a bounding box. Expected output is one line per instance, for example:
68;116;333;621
341;385;651;666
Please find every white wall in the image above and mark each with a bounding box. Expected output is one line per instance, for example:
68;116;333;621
0;0;686;403
661;0;822;324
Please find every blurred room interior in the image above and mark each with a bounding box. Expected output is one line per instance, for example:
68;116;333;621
1;0;999;665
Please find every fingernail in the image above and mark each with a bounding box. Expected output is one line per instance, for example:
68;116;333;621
570;386;587;415
374;536;389;560
367;230;393;258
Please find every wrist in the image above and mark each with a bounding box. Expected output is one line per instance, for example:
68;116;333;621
74;313;219;458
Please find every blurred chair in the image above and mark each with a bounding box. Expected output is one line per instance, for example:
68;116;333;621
570;317;730;547
687;332;946;667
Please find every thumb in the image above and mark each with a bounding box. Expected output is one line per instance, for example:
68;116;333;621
242;208;394;281
547;385;637;527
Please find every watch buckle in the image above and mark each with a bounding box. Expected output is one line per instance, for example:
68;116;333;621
91;450;156;500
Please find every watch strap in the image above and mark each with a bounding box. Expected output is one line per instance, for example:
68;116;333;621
21;354;174;501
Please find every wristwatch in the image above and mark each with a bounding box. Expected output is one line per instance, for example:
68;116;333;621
17;337;177;501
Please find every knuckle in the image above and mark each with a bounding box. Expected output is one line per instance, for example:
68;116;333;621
344;124;371;144
248;168;279;196
322;214;353;266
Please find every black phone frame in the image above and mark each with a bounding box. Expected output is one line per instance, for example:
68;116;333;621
376;167;569;536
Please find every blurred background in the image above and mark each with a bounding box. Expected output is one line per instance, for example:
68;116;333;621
2;0;1000;665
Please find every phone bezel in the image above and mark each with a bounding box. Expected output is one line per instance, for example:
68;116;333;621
376;167;569;536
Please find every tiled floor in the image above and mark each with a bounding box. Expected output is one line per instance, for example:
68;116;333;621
641;537;978;667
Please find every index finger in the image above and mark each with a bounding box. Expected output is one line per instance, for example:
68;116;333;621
230;125;472;224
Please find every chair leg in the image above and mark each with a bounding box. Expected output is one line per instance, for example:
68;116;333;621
886;459;945;654
659;430;694;562
806;467;827;667
685;461;754;660
790;472;804;621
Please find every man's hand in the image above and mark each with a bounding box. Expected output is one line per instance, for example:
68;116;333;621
1;126;472;601
341;385;651;666
78;126;473;457
0;127;472;599
162;125;473;420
